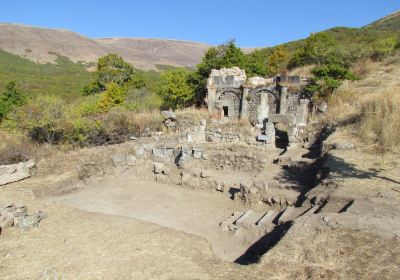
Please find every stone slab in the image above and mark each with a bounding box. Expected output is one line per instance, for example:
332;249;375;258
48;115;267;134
268;114;295;124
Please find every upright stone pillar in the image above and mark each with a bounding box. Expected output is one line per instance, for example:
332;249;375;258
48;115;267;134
280;86;288;114
295;99;310;126
207;85;217;114
240;87;250;120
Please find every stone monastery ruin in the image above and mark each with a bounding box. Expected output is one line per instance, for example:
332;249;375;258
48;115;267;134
207;67;310;145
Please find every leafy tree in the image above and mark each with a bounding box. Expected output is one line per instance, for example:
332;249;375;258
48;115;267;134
157;68;194;109
98;82;127;111
0;81;26;120
289;33;337;68
305;63;358;99
191;40;246;104
243;49;268;77
266;46;288;76
83;54;144;95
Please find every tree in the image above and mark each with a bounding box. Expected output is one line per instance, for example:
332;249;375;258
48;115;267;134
305;63;358;99
191;40;246;104
157;68;194;109
98;82;127;111
0;81;26;120
266;46;288;76
289;32;337;68
83;54;144;95
243;49;268;77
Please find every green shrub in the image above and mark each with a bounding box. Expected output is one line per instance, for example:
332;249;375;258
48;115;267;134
97;82;127;111
5;95;66;144
0;81;26;120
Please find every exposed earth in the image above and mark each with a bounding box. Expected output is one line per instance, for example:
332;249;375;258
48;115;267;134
1;115;399;279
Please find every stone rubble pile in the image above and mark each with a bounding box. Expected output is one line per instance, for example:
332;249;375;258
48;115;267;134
0;160;35;186
0;203;47;234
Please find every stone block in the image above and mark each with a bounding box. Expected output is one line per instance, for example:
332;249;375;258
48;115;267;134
153;162;165;174
268;114;295;123
111;155;126;167
126;155;137;166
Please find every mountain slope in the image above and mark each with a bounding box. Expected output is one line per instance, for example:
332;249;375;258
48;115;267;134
364;10;400;30
95;38;210;70
0;23;210;70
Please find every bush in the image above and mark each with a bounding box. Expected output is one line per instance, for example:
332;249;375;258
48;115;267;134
370;37;398;61
5;95;66;144
97;82;127;111
157;68;194;109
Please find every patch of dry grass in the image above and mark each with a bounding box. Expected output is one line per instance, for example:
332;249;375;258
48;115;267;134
0;131;36;164
358;91;400;151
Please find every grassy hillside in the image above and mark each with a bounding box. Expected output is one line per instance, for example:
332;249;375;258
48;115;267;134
0;49;92;100
365;10;400;31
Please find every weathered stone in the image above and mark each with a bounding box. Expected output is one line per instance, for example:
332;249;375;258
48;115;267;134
134;147;145;158
234;210;254;226
201;153;208;160
0;214;14;229
126;155;137;166
268;114;295;123
161;110;176;120
153;162;165;174
111;155;126;167
17;212;47;229
0;162;31;186
278;206;295;225
318;101;327;113
200;170;211;178
256;210;277;226
192;148;203;159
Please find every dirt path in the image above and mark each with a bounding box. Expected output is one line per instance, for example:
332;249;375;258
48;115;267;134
56;174;250;261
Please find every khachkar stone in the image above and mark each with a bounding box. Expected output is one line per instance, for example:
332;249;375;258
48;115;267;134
256;93;269;128
279;86;288;114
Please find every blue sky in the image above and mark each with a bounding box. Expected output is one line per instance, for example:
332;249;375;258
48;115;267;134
1;0;399;47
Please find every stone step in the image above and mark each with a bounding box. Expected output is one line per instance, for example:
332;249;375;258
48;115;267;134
278;206;295;225
256;210;278;227
234;210;254;226
220;211;244;232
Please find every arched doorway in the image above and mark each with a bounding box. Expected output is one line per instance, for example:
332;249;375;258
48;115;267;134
248;87;279;125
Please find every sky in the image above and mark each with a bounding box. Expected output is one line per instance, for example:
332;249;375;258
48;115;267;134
1;0;399;47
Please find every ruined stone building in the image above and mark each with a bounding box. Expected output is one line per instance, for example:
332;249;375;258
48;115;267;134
206;67;310;144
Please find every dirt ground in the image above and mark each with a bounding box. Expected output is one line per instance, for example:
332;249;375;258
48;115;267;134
1;125;400;279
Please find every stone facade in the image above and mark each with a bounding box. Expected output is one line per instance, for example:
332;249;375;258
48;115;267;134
207;68;310;129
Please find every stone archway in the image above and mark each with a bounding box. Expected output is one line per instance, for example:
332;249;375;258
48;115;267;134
216;88;242;118
248;87;279;125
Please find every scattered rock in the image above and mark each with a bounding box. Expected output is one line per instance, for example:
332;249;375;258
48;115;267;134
17;212;47;229
153;162;165;174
